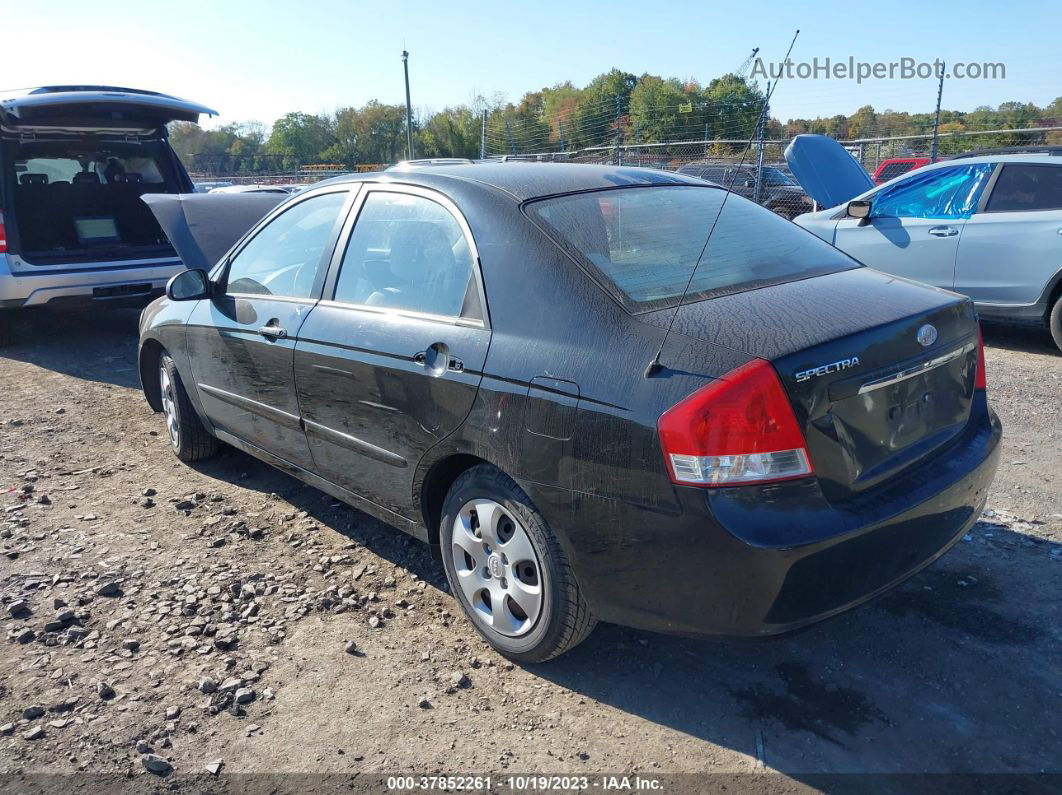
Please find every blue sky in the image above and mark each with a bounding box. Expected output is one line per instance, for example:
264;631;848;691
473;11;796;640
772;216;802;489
4;0;1058;130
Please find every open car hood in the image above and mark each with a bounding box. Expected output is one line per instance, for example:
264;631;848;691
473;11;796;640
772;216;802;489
784;134;875;208
141;193;286;270
1;86;218;131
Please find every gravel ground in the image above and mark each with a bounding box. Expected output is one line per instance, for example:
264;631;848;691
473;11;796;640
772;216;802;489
0;309;1059;787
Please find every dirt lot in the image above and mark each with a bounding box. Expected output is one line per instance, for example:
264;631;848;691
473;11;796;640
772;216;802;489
0;310;1059;789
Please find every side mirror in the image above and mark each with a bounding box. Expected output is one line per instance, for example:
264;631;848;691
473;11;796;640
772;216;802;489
166;269;210;301
846;199;872;225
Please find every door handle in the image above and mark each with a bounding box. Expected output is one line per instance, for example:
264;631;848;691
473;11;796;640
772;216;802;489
928;226;958;237
413;343;458;375
258;321;287;339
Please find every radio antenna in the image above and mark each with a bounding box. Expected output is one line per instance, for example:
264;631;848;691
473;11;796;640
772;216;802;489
645;30;799;378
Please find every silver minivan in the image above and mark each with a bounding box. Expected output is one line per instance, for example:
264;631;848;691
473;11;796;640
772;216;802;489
0;85;216;344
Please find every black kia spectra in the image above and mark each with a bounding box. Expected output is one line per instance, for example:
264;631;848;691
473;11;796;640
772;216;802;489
138;163;1001;662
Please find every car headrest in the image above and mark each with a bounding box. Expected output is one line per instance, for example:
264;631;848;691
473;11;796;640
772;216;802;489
115;172;143;184
388;222;455;282
19;173;48;185
72;172;101;184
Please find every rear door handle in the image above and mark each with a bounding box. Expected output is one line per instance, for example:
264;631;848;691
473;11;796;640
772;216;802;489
258;322;287;339
928;226;958;237
413;343;461;375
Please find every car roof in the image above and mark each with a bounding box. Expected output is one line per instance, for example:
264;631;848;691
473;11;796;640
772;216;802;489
318;162;711;202
921;153;1062;168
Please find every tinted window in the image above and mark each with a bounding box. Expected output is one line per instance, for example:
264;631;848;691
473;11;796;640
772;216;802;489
528;186;858;312
763;167;796;187
871;164;994;220
985;164;1062;212
225;191;347;298
14;141;172;185
732;168;755;185
699;167;728;182
333;192;476;318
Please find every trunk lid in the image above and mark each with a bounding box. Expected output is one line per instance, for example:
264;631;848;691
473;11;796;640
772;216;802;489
646;268;980;498
142;192;288;269
1;86;217;132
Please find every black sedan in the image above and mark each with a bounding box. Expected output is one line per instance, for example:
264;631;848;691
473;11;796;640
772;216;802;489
138;163;1001;662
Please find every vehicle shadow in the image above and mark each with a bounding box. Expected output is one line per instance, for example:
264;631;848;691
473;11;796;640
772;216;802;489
982;322;1059;356
190;445;1061;782
0;307;143;388
530;524;1061;781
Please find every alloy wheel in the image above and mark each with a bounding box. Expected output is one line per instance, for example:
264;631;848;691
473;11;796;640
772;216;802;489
159;363;180;449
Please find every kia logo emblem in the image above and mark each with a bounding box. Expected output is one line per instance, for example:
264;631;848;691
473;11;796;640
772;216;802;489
917;324;938;347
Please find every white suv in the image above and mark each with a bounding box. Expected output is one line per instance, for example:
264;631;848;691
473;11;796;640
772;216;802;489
795;150;1062;352
0;86;216;344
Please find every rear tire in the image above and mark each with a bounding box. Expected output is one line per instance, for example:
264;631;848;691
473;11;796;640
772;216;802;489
1050;294;1062;354
440;465;596;663
159;351;218;462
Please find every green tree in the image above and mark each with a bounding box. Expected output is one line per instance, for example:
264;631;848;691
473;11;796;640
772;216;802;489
570;68;637;149
628;76;688;143
265;112;336;170
416;106;482;158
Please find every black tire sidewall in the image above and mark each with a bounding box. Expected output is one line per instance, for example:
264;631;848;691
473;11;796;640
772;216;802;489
440;468;565;660
1050;297;1062;354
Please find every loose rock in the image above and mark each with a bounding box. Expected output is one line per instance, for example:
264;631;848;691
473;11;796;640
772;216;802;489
142;753;172;774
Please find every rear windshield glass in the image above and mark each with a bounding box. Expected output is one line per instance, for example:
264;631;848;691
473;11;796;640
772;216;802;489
13;143;171;186
527;185;858;312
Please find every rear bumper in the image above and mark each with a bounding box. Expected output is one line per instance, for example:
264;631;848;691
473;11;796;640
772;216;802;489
0;257;182;309
552;395;1002;637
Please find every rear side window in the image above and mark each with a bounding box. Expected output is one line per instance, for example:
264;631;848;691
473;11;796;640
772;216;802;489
527;186;858;312
333;191;476;318
985;164;1062;212
870;163;994;220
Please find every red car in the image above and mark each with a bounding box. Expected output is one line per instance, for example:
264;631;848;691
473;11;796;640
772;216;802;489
872;157;931;184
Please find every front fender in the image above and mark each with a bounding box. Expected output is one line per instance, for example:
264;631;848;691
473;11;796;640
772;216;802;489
137;297;206;424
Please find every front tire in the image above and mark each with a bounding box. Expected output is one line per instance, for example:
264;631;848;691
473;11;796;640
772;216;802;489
440;465;596;663
159;352;218;462
1050;294;1062;353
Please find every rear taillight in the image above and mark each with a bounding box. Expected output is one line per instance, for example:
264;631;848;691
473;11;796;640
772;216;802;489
975;325;987;390
658;359;814;487
0;212;6;253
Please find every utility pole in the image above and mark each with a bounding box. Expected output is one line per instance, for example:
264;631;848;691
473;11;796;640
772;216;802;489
614;96;623;166
480;109;487;159
401;50;415;160
558;120;565;153
930;61;945;162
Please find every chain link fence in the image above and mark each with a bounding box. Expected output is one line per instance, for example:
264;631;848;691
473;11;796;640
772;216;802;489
189;124;1062;213
483;125;1062;216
